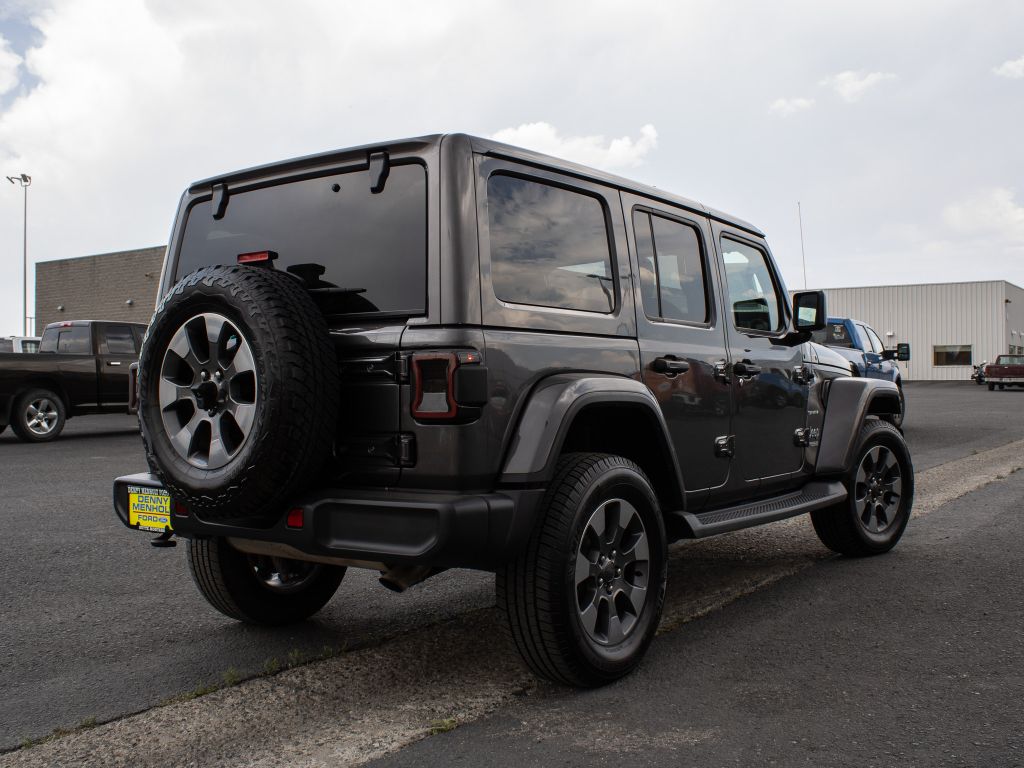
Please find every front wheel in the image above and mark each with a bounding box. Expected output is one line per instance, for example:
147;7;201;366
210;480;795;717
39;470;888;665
811;420;914;557
187;537;345;625
10;389;66;443
497;453;668;687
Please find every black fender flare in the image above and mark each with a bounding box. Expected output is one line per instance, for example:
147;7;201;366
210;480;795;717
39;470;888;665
499;373;685;496
816;377;902;474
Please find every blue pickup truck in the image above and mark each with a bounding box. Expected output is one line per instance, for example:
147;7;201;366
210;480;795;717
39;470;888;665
813;317;909;428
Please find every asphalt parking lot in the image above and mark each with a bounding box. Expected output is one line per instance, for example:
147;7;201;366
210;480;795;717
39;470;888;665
1;381;1023;764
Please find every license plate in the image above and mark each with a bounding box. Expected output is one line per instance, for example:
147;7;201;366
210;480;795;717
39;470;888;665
128;484;172;532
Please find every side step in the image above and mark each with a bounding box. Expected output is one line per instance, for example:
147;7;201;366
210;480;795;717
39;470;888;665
677;481;847;539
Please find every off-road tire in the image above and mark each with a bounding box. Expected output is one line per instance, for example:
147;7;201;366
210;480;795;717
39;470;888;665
10;388;66;443
138;265;339;523
812;420;914;557
187;537;345;625
497;453;667;687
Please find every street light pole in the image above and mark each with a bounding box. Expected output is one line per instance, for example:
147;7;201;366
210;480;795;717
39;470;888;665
797;201;808;290
6;173;31;336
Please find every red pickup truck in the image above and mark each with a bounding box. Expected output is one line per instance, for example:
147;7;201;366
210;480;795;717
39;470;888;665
984;355;1024;390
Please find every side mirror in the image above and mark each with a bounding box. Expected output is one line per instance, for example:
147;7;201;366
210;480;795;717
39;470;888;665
896;343;911;362
882;349;898;361
792;290;826;332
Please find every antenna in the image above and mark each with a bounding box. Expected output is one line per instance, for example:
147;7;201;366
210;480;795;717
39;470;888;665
797;201;808;289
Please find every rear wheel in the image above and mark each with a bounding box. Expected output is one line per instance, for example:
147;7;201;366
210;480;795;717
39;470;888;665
10;389;66;443
187;537;345;625
497;453;667;687
811;420;914;557
988;383;995;391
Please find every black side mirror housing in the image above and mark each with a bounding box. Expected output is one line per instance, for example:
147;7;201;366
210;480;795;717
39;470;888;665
792;290;827;332
896;343;911;362
882;349;898;361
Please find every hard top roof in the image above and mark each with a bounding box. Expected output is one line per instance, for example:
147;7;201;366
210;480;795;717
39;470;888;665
190;133;765;238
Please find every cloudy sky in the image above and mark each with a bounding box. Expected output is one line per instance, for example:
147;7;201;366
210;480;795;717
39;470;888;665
0;0;1022;335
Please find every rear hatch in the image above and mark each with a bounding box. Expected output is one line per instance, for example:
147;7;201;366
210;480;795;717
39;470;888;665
169;154;430;486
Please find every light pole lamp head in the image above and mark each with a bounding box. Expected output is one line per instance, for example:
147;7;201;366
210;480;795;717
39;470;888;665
6;173;30;187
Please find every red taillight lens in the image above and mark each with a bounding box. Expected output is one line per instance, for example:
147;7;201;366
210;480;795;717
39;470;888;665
286;508;304;529
411;353;458;420
237;250;278;264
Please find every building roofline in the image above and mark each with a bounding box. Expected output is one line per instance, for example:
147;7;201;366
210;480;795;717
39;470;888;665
36;246;166;266
817;278;1024;293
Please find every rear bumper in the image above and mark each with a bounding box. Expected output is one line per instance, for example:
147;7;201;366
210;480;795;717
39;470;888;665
113;473;543;571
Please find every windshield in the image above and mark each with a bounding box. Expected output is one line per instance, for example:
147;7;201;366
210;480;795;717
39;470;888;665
995;355;1024;365
176;162;427;318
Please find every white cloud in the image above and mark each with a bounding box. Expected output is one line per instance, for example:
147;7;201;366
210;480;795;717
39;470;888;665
943;187;1024;246
491;122;657;172
0;36;22;95
993;54;1024;79
820;70;896;102
768;97;815;116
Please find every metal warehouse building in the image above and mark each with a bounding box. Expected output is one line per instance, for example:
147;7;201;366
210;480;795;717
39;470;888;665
34;246;165;332
821;280;1024;381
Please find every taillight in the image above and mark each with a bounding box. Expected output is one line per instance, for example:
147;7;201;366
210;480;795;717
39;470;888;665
286;508;304;529
411;352;458;419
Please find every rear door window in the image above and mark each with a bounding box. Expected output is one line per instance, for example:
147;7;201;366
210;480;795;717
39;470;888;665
633;210;708;324
486;174;614;313
177;163;427;318
100;325;138;355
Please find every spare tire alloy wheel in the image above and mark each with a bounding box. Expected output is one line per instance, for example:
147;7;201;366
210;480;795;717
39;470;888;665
139;265;340;523
159;312;257;469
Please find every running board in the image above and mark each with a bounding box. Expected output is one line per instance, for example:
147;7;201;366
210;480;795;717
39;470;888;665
677;481;847;539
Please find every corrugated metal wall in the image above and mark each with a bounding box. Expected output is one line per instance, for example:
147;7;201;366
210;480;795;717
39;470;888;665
820;281;1014;381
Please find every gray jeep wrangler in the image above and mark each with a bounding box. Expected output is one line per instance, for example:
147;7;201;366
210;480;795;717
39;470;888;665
114;134;913;687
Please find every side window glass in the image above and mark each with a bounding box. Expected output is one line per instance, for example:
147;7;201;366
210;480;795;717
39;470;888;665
633;210;709;324
487;174;614;313
720;238;782;332
102;325;137;355
864;326;885;354
57;326;91;354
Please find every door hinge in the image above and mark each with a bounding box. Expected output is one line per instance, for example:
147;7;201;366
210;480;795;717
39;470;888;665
714;435;735;458
713;360;730;383
793;365;815;385
793;427;811;447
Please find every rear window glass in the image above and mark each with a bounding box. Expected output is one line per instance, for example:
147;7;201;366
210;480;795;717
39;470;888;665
996;355;1024;365
177;163;427;317
39;326;90;354
813;322;855;348
487;174;614;313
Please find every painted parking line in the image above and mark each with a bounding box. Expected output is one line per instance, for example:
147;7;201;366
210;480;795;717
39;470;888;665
4;439;1022;768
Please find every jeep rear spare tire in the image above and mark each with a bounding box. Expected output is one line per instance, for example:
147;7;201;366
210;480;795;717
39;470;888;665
138;265;339;523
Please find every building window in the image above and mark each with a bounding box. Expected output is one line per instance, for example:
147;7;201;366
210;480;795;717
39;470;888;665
933;345;972;366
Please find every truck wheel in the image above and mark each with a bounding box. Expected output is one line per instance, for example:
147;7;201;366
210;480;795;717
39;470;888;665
811;420;914;557
988;383;995;391
882;386;905;429
138;265;339;523
497;453;667;687
10;389;66;443
187;537;345;625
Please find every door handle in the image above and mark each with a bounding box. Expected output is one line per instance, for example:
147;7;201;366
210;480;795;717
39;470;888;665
107;361;122;366
733;360;761;378
652;357;690;376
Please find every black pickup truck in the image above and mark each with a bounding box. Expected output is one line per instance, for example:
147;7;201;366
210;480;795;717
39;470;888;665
0;320;146;442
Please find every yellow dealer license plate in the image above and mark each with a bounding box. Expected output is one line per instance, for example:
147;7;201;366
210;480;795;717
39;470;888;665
128;485;172;532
